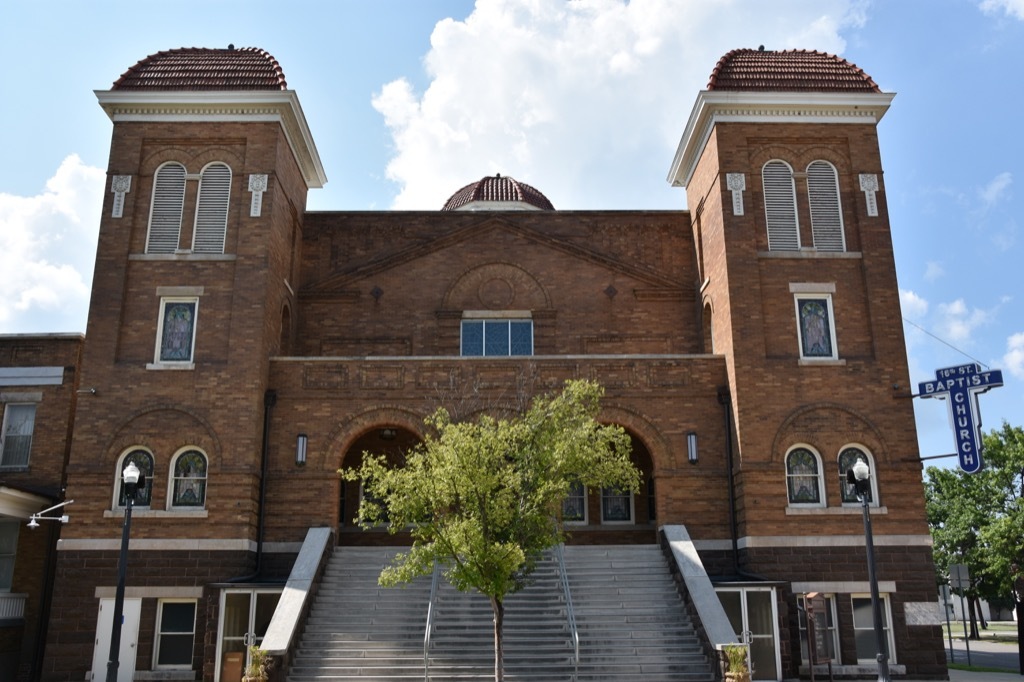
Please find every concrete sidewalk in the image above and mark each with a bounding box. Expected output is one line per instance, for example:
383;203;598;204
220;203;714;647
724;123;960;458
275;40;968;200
948;671;1022;681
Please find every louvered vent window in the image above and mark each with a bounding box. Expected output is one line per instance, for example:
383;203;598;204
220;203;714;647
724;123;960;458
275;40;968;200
807;161;845;252
192;163;231;254
146;163;186;254
762;161;799;250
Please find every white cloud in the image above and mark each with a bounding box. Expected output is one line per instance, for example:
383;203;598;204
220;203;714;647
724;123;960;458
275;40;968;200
0;154;104;333
924;261;945;282
1004;332;1024;378
979;171;1012;207
936;298;993;344
900;289;929;318
372;0;854;209
980;0;1024;20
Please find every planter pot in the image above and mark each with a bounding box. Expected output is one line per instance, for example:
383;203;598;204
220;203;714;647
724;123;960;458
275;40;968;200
725;673;751;682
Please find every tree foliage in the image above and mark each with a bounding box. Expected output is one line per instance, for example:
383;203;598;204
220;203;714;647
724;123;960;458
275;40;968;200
924;421;1024;644
340;379;640;680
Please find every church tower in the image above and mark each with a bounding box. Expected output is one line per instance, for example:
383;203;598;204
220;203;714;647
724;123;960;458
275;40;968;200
49;47;325;679
669;48;939;673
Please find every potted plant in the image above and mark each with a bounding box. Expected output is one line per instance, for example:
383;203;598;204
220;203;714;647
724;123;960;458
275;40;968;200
242;645;269;682
723;644;750;682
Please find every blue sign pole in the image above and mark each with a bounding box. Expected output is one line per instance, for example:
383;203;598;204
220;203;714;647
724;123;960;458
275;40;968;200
918;363;1003;474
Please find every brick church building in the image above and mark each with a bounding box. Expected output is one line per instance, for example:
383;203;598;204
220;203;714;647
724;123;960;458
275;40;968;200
0;46;947;680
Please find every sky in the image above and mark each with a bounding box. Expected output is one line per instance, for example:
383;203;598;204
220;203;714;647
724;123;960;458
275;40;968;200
1;0;1022;466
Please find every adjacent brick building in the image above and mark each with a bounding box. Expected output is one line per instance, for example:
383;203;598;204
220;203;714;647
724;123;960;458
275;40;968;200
0;45;947;680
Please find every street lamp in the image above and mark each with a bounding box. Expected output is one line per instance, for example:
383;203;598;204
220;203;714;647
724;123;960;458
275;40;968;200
107;461;145;682
846;459;891;682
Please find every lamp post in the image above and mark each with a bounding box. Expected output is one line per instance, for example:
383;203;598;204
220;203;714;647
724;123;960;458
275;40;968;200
846;459;891;682
106;462;145;682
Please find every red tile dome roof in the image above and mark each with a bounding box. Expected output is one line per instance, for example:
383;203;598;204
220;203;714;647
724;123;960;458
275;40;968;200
707;48;879;93
442;174;554;211
112;46;287;91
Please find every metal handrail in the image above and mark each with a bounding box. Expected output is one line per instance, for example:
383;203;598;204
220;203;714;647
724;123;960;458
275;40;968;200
555;543;580;670
423;561;442;681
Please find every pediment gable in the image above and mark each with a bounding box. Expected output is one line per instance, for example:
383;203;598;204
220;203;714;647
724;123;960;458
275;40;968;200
301;214;688;300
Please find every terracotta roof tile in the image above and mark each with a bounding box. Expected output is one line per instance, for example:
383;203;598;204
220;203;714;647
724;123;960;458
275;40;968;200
112;46;287;91
707;48;879;93
442;174;554;211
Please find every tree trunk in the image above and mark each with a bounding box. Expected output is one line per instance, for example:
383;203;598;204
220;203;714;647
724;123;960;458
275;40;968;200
491;596;504;682
967;595;980;640
1016;597;1023;675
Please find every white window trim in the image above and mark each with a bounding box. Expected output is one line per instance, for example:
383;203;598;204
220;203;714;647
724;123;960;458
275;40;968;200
167;447;208;511
460;316;534;357
0;402;36;469
851;593;896;664
563;483;588;526
153;599;197;670
792;287;839;361
799;593;840;666
762;159;800;251
146;162;186;254
600;487;635;525
806;160;847;252
191;162;231;255
149;297;199;370
785;445;826;508
838;444;879;508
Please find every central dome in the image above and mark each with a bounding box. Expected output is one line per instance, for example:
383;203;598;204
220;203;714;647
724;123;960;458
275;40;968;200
442;174;554;211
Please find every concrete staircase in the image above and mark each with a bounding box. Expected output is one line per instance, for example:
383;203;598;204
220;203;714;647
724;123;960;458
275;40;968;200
286;544;715;681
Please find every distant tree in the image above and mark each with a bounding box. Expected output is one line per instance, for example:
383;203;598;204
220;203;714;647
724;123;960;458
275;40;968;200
976;423;1024;672
341;379;639;682
924;422;1024;655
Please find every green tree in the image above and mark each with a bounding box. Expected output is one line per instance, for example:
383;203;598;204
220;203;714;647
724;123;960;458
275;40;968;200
924;422;1024;652
976;423;1024;672
341;379;639;681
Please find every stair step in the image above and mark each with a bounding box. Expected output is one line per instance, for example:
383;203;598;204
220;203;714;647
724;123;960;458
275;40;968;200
287;545;716;682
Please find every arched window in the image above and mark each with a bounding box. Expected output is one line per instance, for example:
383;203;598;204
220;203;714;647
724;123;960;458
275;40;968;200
146;163;186;254
192;162;231;254
786;446;824;506
838;446;878;505
762;160;799;250
116;448;154;508
807;160;845;252
169;449;208;509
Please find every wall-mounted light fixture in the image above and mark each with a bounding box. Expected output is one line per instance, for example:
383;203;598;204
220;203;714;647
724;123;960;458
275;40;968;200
379;428;397;441
27;499;74;529
687;432;698;464
296;433;308;466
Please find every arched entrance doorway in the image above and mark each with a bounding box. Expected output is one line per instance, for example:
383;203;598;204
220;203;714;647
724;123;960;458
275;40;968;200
337;425;420;545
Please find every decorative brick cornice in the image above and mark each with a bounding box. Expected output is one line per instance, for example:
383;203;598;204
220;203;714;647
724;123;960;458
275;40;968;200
95;90;326;189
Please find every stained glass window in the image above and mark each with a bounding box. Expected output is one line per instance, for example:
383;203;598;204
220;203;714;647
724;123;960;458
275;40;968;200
601;487;632;522
786;447;821;504
118;449;153;507
562;481;586;523
172;450;207;508
839;447;873;504
158;299;198;363
797;297;834;359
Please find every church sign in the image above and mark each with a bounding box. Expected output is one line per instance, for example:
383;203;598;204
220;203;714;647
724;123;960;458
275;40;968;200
918;363;1003;474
